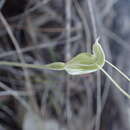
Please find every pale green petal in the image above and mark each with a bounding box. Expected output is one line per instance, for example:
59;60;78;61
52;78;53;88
93;42;105;68
64;41;105;75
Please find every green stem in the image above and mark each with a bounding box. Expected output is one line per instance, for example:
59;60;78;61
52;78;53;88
0;61;48;69
105;60;130;82
100;68;130;99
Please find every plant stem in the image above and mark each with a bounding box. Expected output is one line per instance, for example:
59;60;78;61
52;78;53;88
0;61;48;69
106;60;130;81
100;68;130;99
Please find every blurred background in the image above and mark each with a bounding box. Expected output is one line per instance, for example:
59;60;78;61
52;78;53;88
0;0;130;130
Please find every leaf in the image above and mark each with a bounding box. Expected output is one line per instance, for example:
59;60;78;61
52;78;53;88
64;40;105;75
44;62;65;70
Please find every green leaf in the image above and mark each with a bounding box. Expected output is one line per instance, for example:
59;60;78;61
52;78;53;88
64;40;105;75
44;62;65;70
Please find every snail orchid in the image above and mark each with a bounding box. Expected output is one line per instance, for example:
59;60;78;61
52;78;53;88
0;38;129;98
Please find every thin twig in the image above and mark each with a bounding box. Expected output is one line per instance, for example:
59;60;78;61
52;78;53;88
0;81;32;111
65;0;72;124
0;12;39;113
0;35;81;58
